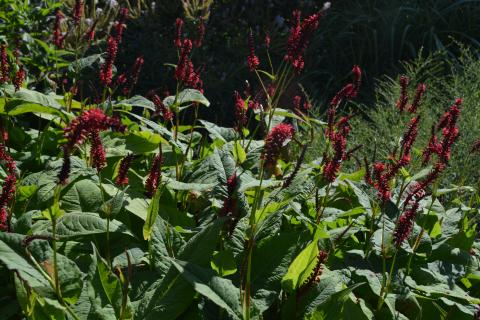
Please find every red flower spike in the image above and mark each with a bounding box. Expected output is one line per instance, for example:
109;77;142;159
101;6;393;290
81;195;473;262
284;10;322;72
174;18;184;48
13;65;25;91
85;20;97;42
194;19;205;48
99;36;118;87
73;0;84;25
58;146;71;184
351;65;362;96
265;31;271;49
262;123;295;168
115;154;133;186
393;201;419;247
220;172;238;217
292;95;302;112
0;207;7;231
53;9;65;48
408;83;426;113
0;143;16;231
0;44;9;84
114;8;129;43
373;162;391;202
89;130;106;170
247;30;260;71
364;158;373;186
151;94;173;121
401;116;420;157
234;91;247;131
145;153;162;197
323;116;351;182
174;39;203;90
63;108;125;152
123;56;144;96
396;75;409;112
330;83;355;107
117;73;127;86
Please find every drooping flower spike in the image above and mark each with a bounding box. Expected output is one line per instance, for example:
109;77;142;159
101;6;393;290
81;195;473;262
262;123;295;169
247;30;260;71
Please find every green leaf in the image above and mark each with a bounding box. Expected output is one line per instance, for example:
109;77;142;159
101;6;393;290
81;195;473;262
68;54;102;74
125;131;167;154
199;119;236;143
96;250;132;319
136;219;224;319
100;189;126;218
143;188;163;241
0;235;52;294
61;179;103;213
54;212;135;239
211;250;237;276
116;95;156;111
233;140;246;164
282;240;319;292
163;89;210;108
169;258;242;319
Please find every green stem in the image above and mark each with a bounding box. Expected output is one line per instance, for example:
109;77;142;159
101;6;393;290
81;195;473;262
377;250;397;311
316;183;331;223
51;216;61;299
106;217;111;267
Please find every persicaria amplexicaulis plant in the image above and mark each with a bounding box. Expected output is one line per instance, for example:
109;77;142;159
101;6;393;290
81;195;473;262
99;36;118;87
145;153;162;197
53;9;65;49
115;153;134;186
247;30;260;72
123;56;144;96
151;93;174;121
58;108;125;183
73;0;84;26
13;65;25;91
0;143;16;231
0;44;9;84
262;123;295;169
393;99;462;246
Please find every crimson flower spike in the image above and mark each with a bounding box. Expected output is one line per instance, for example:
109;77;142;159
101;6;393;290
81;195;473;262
247;30;260;71
396;75;409;112
0;44;9;84
329;66;362;107
174;18;184;48
99;36;118;87
265;31;271;49
233;91;247;131
145;153;162;197
115;154;134;186
323;116;351;182
262;123;295;169
73;0;84;26
0;143;16;231
407;83;426;113
194;18;205;48
13;65;25;91
53;9;65;48
123;56;144;96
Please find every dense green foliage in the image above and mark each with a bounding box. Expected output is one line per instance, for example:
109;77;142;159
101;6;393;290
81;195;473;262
0;1;479;320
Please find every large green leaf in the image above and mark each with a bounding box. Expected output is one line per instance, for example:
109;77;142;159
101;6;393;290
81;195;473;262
136;219;224;319
169;258;242;319
143;188;162;241
54;212;135;239
116;95;156;111
61;179;103;213
282;240;320;292
163;89;210;108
